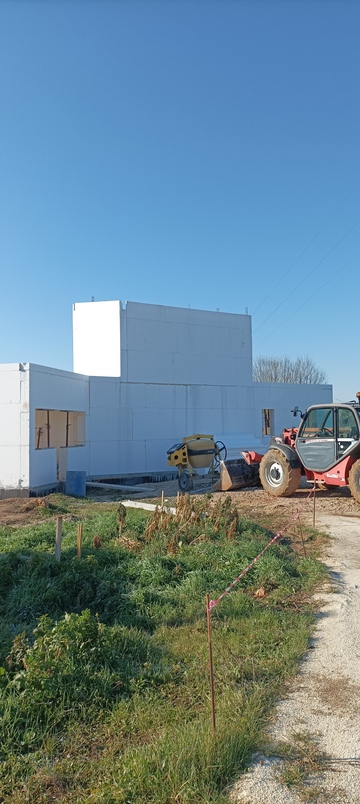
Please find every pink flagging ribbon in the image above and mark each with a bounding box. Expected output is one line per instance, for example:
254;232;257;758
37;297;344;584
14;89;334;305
208;486;315;612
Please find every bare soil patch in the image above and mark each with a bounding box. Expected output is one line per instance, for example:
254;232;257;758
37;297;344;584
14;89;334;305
314;673;360;713
0;497;50;526
0;479;358;529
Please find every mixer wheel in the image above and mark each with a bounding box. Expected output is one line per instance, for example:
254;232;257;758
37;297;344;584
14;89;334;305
178;472;194;493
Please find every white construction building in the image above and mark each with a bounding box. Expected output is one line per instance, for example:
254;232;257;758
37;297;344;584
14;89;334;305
0;300;332;497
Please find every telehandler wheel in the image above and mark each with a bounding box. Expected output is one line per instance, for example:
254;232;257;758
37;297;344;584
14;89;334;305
348;460;360;503
259;449;301;497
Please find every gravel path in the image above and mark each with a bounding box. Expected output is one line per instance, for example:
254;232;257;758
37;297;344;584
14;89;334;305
231;514;360;804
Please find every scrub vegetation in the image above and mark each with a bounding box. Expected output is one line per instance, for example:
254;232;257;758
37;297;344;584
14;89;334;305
0;494;326;803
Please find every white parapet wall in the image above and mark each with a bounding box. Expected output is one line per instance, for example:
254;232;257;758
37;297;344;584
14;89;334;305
73;300;253;386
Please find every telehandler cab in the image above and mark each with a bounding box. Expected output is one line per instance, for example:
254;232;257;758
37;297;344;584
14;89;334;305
244;394;360;502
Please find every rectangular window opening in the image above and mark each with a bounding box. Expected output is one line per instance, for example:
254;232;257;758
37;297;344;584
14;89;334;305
35;409;86;449
262;409;274;436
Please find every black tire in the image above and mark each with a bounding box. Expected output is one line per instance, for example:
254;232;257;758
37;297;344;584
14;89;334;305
348;460;360;503
178;472;194;493
259;449;301;497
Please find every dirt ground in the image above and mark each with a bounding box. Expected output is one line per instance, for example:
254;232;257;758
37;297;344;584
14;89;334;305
0;479;359;528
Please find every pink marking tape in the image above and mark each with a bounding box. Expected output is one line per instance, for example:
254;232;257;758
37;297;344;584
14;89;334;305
208;487;315;612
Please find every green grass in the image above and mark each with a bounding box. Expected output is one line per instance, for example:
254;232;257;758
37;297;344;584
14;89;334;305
0;494;326;803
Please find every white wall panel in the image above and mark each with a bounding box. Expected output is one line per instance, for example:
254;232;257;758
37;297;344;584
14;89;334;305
90;407;133;443
29;366;89;413
90;379;119;408
89;408;121;442
132;408;182;441
20;409;31;448
0;366;21;404
30;449;57;486
0;366;28;488
125;352;173;384
126;440;146;474
67;446;89;472
121;383;146;409
116;440;146;475
73;301;121;376
125;301;250;330
19;445;30;487
89;439;120;476
0;407;21;446
220;408;243;434
0;445;29;489
75;300;252;386
220;386;238;409
145;384;181;409
144;438;173;472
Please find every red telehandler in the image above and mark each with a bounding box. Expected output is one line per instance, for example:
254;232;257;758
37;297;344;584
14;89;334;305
241;395;360;502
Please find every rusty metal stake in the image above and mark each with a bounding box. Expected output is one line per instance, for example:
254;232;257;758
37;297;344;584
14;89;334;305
297;511;307;558
206;593;216;735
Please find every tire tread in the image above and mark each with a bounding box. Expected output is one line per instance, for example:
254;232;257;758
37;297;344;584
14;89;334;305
259;449;301;497
348;460;360;503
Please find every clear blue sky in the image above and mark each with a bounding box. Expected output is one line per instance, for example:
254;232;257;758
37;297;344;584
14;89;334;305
1;0;359;401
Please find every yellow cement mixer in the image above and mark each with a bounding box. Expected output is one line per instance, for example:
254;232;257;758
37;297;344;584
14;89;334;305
167;434;227;492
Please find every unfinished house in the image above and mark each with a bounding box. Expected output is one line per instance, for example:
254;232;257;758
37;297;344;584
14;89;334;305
0;300;332;496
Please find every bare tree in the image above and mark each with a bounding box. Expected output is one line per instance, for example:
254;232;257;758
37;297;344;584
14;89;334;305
253;355;327;384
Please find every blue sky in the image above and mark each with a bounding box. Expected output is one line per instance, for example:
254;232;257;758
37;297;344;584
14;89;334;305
1;0;359;401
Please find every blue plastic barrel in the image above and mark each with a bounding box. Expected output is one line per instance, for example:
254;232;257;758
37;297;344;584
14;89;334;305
65;470;86;498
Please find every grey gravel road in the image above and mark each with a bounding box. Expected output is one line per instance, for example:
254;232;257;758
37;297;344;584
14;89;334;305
231;514;360;804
